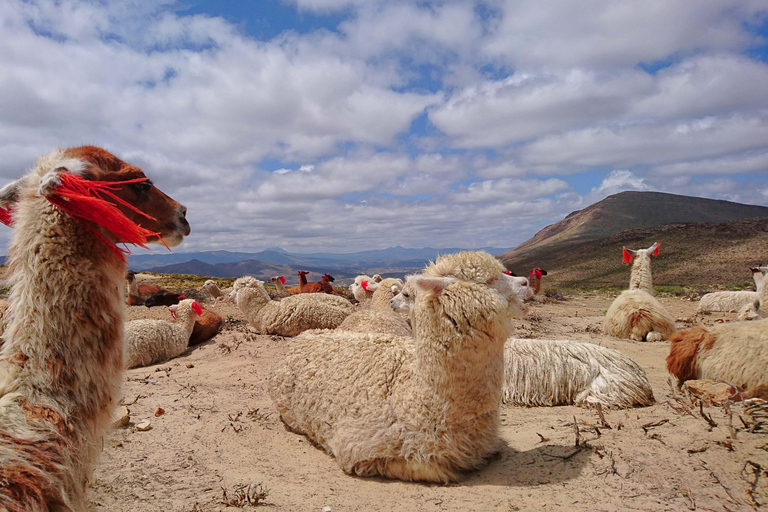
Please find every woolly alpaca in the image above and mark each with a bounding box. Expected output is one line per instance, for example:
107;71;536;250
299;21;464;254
267;276;291;300
603;242;676;342
124;299;202;368
270;251;530;483
232;280;354;336
125;270;161;306
502;338;654;408
667;320;768;397
0;146;189;511
189;307;223;346
527;268;548;295
298;271;334;294
336;277;411;337
738;297;767;321
349;274;380;303
203;279;224;300
699;266;768;313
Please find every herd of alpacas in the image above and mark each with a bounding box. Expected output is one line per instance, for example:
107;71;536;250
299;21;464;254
0;146;766;509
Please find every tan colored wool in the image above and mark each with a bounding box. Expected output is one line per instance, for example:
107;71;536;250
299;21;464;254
699;267;768;313
124;299;200;368
503;338;654;408
270;251;528;483
203;279;223;299
0;148;188;511
337;277;412;336
234;281;353;336
603;243;676;341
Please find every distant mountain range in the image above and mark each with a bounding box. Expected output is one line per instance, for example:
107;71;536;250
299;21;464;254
132;246;511;284
499;191;768;288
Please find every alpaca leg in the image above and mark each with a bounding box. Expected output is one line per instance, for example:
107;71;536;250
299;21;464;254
646;331;664;342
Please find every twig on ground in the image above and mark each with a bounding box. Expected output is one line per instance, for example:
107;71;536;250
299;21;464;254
596;403;612;429
641;418;669;434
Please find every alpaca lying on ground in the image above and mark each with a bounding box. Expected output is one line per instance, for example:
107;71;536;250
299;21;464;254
190;306;223;346
270;252;531;483
667;318;768;398
502;338;654;408
268;276;291;300
298;271;334;294
527;268;548;295
124;299;202;368
337;277;411;337
699;266;768;313
603;242;676;342
349;274;382;303
0;146;189;511
738;297;767;321
126;270;161;305
232;280;354;336
203;279;224;300
144;289;187;307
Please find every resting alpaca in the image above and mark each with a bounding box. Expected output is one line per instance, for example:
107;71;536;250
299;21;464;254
667;320;768;397
124;299;202;368
503;339;654;408
337;277;411;337
527;267;548;295
144;289;186;307
603;242;675;342
232;280;354;336
267;276;291;300
203;279;224;300
189;306;223;346
125;270;161;306
699;266;768;313
270;252;530;483
0;146;188;511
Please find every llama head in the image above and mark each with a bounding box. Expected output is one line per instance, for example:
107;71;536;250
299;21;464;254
622;242;660;265
298;270;309;277
322;273;335;282
390;280;416;312
43;146;190;249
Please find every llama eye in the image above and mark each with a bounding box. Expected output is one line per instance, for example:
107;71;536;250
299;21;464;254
130;181;152;195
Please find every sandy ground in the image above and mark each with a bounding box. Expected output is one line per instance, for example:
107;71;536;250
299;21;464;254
89;293;768;512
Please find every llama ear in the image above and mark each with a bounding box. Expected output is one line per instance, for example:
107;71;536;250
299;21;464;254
365;281;381;292
408;275;457;295
0;177;26;226
648;242;660;257
539;269;548;276
360;280;369;292
390;285;400;294
622;247;633;265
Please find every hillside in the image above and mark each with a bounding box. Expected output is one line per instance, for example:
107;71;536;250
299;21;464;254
503;217;768;288
501;191;768;264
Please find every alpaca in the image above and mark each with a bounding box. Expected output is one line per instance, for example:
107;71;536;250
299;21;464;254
738;298;767;321
189;307;223;346
298;271;334;294
667;320;768;397
125;270;161;306
603;242;676;342
502;338;654;408
268;276;291;299
144;289;187;308
270;251;531;483
699;266;768;313
124;299;202;368
527;268;548;295
0;146;189;511
232;280;354;337
349;274;377;303
202;279;223;300
336;277;411;337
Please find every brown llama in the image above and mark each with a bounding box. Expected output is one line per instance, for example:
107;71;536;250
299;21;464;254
298;270;334;294
125;270;161;305
0;146;189;511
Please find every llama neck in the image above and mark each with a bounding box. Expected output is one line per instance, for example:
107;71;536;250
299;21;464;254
175;307;198;337
756;273;768;296
274;279;286;293
629;254;653;293
299;274;308;288
1;196;125;442
127;278;139;298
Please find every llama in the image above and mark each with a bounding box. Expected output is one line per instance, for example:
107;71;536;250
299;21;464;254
336;277;411;337
189;306;223;346
502;338;654;408
144;289;187;308
267;276;291;300
667;320;768;397
0;146;189;511
699;265;768;313
527;268;548;295
298;271;334;294
202;279;224;300
270;252;530;483
603;242;676;342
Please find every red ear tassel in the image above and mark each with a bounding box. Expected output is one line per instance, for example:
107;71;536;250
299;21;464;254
44;173;167;262
534;269;542;279
651;243;660;257
361;280;369;292
170;309;177;321
279;276;286;284
622;248;633;265
191;301;202;315
0;206;14;227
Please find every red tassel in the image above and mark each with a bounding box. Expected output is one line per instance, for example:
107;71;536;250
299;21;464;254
191;301;202;316
170;309;177;321
278;276;286;284
622;248;633;265
361;280;369;292
44;173;167;262
0;206;14;227
652;243;660;257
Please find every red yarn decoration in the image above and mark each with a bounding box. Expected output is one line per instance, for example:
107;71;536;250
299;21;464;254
622;247;633;265
361;280;369;292
191;301;202;316
278;276;286;284
0;206;14;227
651;243;660;257
44;172;167;262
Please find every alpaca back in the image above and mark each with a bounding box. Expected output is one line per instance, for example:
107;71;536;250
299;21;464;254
124;320;188;369
696;319;768;392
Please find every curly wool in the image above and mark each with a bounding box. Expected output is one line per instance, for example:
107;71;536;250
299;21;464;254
124;299;199;368
235;281;353;336
337;277;412;336
503;338;654;408
270;251;522;483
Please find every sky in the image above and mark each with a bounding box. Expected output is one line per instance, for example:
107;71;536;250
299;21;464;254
1;0;767;255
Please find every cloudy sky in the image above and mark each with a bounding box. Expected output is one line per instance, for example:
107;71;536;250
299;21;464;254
1;0;767;254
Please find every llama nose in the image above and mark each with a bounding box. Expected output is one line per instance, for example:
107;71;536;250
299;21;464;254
177;204;191;235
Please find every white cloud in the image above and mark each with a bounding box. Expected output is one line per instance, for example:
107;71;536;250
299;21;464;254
593;170;651;197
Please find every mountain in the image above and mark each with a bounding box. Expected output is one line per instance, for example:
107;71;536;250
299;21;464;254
499;192;768;288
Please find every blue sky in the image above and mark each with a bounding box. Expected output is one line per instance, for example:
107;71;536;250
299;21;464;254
1;0;767;254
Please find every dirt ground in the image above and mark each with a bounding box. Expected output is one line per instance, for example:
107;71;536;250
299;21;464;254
90;291;768;512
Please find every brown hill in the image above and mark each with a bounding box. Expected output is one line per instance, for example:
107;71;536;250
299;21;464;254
499;192;768;288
